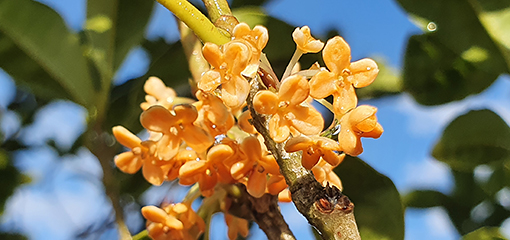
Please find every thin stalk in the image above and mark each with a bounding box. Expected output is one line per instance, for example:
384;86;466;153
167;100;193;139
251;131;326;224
202;0;232;23
281;48;303;81
156;0;230;45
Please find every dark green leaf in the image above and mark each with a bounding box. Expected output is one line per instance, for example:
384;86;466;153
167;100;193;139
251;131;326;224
432;109;510;171
335;156;405;240
397;0;509;74
105;40;191;132
403;190;449;208
0;0;95;106
0;149;22;214
113;0;154;72
0;233;27;240
403;34;500;105
462;227;507;240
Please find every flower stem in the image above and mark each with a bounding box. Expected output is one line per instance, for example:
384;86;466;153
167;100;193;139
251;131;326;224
281;48;303;81
202;0;232;23
156;0;230;45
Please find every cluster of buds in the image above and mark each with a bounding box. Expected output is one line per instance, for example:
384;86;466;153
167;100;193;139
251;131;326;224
112;23;382;240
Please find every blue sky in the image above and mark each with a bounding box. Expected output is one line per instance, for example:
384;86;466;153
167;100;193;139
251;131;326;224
1;0;510;240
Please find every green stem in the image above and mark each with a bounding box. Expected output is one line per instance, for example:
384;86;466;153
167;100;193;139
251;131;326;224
156;0;230;45
132;230;150;240
202;0;232;23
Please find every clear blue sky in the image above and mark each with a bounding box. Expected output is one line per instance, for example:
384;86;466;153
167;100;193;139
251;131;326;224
1;0;510;240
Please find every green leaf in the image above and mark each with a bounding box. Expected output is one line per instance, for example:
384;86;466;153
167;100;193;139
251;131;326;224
462;227;507;240
397;0;510;105
397;0;509;73
113;0;154;72
105;40;191;132
0;0;95;106
403;34;500;105
432;109;510;171
403;190;449;208
335;156;405;240
0;149;22;215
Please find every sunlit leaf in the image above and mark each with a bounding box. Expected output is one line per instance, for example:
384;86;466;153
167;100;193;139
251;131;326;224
335;156;404;240
0;0;95;106
462;226;507;240
356;57;403;99
0;149;22;214
397;0;510;105
432;109;510;171
403;190;449;208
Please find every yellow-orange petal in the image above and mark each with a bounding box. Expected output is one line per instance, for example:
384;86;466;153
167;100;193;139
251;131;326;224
198;70;222;92
288;105;323;136
267;175;287;195
179;160;208;179
349;105;377;126
141;106;175;132
284;135;312;152
231;159;254;180
142;206;184;230
326;171;343;191
309;70;338;99
173;104;198;124
363;122;384;139
253;90;278;115
207;144;234;164
247;167;267;198
322;150;343;167
348;58;379;88
221;76;250;109
292;26;324;53
202;42;223;69
180;126;213;153
268;114;290;143
114;152;143;174
302;149;321;170
279;75;309;105
199;169;218;192
323;36;351;74
112;126;141;149
238;111;257;134
278;189;292;202
223;41;251;74
143;161;166;186
156;134;181;160
251;25;269;50
339;127;362;156
241;136;262;162
332;86;358;115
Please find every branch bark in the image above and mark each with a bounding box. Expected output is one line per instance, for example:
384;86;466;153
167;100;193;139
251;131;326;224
227;184;295;240
246;77;361;240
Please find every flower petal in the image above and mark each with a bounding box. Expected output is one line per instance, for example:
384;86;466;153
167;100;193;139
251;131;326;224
284;135;312;152
288;105;323;136
179;160;208;179
141;106;175;132
112;126;141;149
348;58;379;88
279;75;309;105
207;144;234;164
309;70;338;99
268;114;290;143
180;125;213;153
202;42;223;69
198;70;222;92
323;36;351;74
143;160;166;186
332;85;357;115
247;167;267;198
253;90;278;115
114;152;143;174
221;76;250;109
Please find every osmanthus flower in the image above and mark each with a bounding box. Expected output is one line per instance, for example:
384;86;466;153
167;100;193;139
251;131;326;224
225;214;249;240
178;144;235;196
140;76;178;110
230;136;280;198
284;135;343;170
309;36;379;115
231;22;269;78
292;26;324;54
113;125;172;186
338;105;383;156
140;105;213;160
193;91;235;136
311;158;345;190
237;110;257;134
142;203;205;240
198;41;251;109
253;74;323;143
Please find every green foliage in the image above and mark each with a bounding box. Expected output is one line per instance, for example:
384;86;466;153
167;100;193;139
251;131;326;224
397;0;510;105
335;156;405;240
462;227;507;240
0;0;95;107
433;109;510;170
405;109;510;235
0;149;23;215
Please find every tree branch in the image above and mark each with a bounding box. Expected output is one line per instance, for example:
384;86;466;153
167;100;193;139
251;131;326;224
246;78;361;240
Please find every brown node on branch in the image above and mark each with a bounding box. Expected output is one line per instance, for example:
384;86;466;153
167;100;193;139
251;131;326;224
316;183;354;215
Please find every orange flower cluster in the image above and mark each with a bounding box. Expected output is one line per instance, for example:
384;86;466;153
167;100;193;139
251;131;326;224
112;23;383;240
